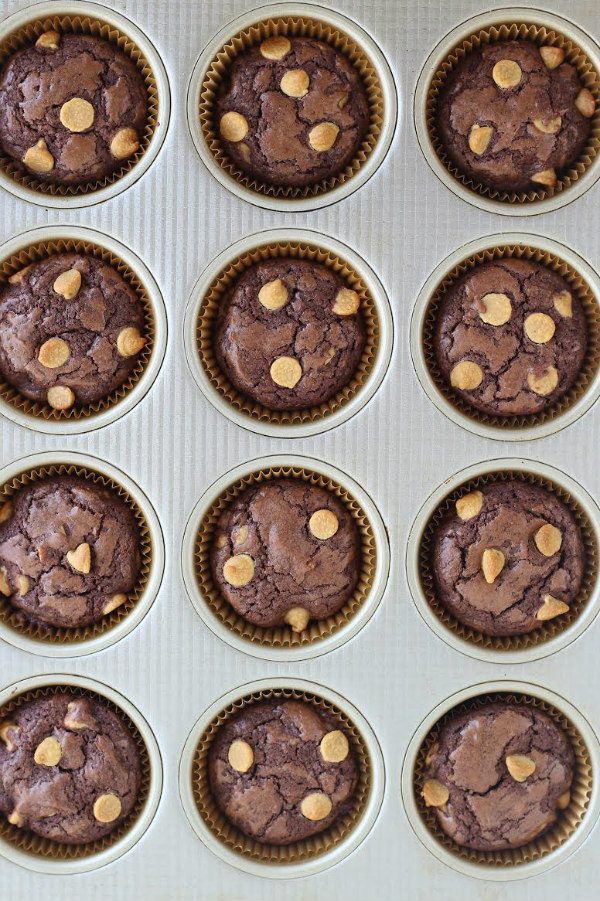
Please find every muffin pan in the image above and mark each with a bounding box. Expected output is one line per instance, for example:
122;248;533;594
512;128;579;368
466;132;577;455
0;0;599;898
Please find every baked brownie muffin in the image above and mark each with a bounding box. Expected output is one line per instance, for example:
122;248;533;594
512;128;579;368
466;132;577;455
216;36;369;188
211;479;360;633
0;475;141;629
434;258;587;417
422;701;574;851
431;480;585;637
0;253;147;412
208;699;358;845
214;258;366;411
0;692;141;844
437;40;596;192
0;31;147;186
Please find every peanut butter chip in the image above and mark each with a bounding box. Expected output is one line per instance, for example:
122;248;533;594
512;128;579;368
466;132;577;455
308;122;339;152
228;739;254;773
557;790;571;810
38;337;69;369
34;736;62;767
110;127;140;160
540;46;565;69
0;722;17;751
534;523;562;556
553;290;573;318
284;606;310;633
280;69;309;98
53;268;81;299
575;88;596;118
531;168;557;187
258;278;288;310
64;703;90;731
8;265;31;285
8;810;23;827
36;30;60;50
102;593;127;615
219;112;248;143
506;754;536;782
66;542;91;574
524;312;556;344
533;115;562;134
309;509;339;540
234;525;249;546
22;138;54;174
479;292;512;325
260;36;291;60
47;385;75;410
450;360;483;391
455;490;484;520
537;594;569;621
59;97;95;133
300;792;332;821
0;500;13;524
0;568;10;596
223;554;254;587
17;575;29;596
320;730;349;763
528;365;559;396
270;356;302;388
468;124;493;155
93;793;122;823
333;288;360;316
482;548;505;584
117;326;146;357
492;59;522;88
422;779;449;807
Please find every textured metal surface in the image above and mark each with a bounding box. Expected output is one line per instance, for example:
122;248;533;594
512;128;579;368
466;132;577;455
0;0;599;898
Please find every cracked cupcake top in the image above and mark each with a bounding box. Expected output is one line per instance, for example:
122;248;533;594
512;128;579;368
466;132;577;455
214;258;366;412
0;32;147;186
422;701;574;851
434;257;588;418
437;40;595;193
210;478;361;633
208;699;358;845
0;253;147;412
215;36;370;188
0;475;141;629
431;480;585;637
0;692;141;844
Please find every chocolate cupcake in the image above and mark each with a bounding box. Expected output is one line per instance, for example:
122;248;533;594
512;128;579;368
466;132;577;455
215;36;369;189
214;258;366;411
0;692;141;844
434;257;588;417
0;31;146;187
208;698;358;845
422;700;574;851
210;478;361;633
0;475;141;629
0;253;147;413
437;39;596;192
431;480;585;637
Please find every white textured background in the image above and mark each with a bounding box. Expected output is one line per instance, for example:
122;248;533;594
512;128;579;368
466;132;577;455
0;0;599;898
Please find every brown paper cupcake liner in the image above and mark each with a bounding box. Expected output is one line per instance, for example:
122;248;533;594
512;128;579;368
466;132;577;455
192;686;371;863
413;691;593;867
426;22;600;204
197;240;379;426
0;463;153;645
418;469;598;652
0;237;156;422
0;12;159;197
199;14;384;200
0;684;151;860
194;465;376;648
422;243;600;430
